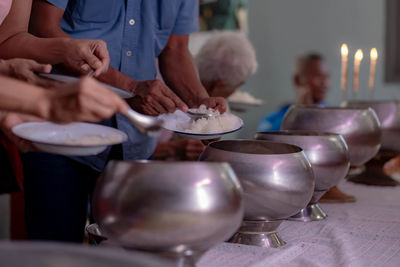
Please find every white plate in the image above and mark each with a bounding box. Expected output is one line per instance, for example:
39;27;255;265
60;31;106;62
40;73;134;99
158;110;243;140
12;122;127;156
228;101;263;112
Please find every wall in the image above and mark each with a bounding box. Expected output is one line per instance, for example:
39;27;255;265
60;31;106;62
237;0;399;138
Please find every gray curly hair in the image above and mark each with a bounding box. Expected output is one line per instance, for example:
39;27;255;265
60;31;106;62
195;31;258;88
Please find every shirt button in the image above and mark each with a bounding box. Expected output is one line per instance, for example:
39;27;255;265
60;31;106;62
126;51;132;57
129;19;135;26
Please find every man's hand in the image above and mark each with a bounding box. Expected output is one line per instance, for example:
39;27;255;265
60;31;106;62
41;77;129;123
0;58;60;88
199;97;227;113
154;139;205;160
61;38;110;77
0;112;41;152
128;80;188;116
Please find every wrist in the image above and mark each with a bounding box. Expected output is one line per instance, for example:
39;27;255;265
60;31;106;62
0;59;11;76
34;89;53;120
50;37;71;64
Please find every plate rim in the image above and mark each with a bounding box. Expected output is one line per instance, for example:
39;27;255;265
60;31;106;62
12;122;128;148
163;117;244;137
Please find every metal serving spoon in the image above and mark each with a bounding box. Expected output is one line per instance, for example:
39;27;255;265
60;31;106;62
126;109;163;137
186;110;214;121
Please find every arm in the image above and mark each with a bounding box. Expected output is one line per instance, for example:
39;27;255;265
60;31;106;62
0;0;68;64
159;35;227;112
30;0;149;90
0;75;129;122
0;0;109;76
30;0;187;115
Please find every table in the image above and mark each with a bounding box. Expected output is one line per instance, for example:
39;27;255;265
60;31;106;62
198;181;400;267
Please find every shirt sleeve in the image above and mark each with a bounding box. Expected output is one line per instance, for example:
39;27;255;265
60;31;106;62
46;0;69;11
172;0;199;35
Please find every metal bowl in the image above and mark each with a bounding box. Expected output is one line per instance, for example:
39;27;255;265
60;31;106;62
281;105;381;166
343;100;400;151
92;161;243;265
255;131;350;221
199;140;315;248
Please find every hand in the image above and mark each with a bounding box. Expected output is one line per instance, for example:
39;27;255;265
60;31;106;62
0;58;60;88
178;139;205;160
40;77;129;123
62;38;110;77
128;80;188;116
154;139;205;160
199;97;227;113
0;113;42;152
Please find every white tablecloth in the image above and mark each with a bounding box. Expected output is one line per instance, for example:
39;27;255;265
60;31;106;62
198;181;400;267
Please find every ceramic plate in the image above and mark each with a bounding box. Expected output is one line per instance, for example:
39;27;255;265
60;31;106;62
39;73;134;99
12;122;127;156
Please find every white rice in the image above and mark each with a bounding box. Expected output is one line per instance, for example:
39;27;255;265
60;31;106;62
159;105;239;134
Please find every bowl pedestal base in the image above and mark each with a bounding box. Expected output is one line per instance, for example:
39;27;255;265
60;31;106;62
228;220;285;248
288;203;327;222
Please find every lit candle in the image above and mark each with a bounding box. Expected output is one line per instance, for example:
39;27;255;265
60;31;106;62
353;49;363;99
369;48;378;99
341;44;349;102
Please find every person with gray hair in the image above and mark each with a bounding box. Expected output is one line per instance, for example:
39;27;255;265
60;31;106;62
195;31;258;98
153;31;258;161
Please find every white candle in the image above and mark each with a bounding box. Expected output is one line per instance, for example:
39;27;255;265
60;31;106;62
341;44;349;102
353;49;363;99
369;48;378;99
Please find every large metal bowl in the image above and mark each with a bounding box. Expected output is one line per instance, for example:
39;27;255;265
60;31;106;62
343;100;400;151
255;131;350;221
92;161;243;265
281;105;381;166
199;140;315;248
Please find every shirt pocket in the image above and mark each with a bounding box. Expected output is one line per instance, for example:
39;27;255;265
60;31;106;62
75;0;117;23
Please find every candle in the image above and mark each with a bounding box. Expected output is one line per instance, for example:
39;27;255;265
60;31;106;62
353;49;363;99
341;44;349;102
369;48;378;99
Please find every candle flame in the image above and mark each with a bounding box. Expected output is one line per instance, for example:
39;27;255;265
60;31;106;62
341;44;349;57
370;48;378;60
355;49;363;61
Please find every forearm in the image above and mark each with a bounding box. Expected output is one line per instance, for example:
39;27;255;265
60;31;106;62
0;32;71;65
0;75;47;117
96;66;139;92
159;47;208;107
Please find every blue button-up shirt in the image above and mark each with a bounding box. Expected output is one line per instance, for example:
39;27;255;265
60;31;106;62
47;0;199;171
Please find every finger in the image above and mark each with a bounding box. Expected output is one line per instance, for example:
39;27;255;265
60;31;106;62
159;94;177;113
149;97;167;114
80;63;91;74
216;98;227;113
29;62;52;74
93;41;110;76
81;52;103;75
162;87;188;112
